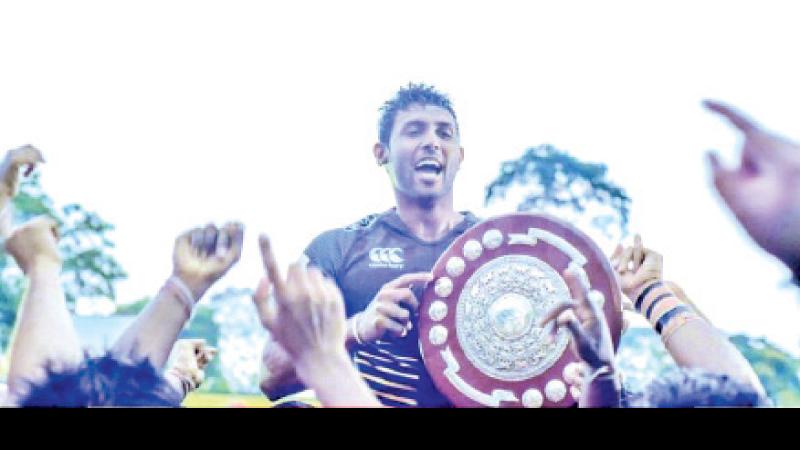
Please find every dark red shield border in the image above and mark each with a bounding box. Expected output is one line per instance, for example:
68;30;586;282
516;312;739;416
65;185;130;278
419;213;622;408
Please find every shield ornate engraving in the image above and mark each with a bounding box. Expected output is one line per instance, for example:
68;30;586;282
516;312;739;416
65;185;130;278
419;213;622;408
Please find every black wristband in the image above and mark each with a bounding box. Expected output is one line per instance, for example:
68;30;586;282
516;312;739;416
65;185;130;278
655;305;691;334
635;281;663;311
645;293;674;321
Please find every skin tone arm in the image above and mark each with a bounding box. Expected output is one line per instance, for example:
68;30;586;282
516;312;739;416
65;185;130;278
4;217;83;401
253;234;380;407
612;235;765;397
112;222;243;369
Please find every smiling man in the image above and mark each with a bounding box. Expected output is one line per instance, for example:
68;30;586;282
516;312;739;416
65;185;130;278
259;83;479;407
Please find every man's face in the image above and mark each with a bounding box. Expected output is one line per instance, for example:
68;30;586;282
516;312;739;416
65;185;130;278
378;104;463;200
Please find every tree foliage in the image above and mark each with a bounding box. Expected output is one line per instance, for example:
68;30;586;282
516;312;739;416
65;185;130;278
485;144;631;241
0;172;127;349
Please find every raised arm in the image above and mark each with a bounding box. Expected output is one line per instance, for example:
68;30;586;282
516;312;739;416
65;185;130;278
612;235;765;396
705;100;800;278
5;217;83;400
112;222;243;369
252;235;380;407
540;266;621;408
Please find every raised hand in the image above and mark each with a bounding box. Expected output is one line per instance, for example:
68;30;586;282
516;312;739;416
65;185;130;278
168;338;218;391
354;272;432;342
0;144;44;197
609;234;663;299
0;145;45;236
172;222;244;300
540;266;615;371
5;216;61;274
253;234;347;362
252;234;381;407
705;100;800;270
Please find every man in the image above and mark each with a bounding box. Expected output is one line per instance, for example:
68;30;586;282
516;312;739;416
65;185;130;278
260;83;479;407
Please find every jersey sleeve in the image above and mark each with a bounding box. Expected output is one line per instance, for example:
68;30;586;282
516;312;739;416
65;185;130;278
302;229;346;279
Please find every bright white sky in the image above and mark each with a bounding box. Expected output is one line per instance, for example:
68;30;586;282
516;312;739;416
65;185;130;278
2;1;800;353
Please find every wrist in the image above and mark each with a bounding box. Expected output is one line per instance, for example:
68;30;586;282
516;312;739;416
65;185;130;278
25;258;62;276
171;271;210;301
293;348;353;385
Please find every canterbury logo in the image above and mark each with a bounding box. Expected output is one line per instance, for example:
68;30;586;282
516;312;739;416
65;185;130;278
369;247;404;268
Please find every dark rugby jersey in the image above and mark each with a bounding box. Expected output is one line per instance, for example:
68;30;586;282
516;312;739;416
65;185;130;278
304;208;479;407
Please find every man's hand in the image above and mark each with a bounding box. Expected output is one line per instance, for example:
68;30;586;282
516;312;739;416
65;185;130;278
253;234;348;363
610;234;663;300
4;216;61;274
0;145;44;197
540;266;615;371
354;272;433;342
169;338;218;391
705;100;800;271
172;222;244;300
0;145;45;237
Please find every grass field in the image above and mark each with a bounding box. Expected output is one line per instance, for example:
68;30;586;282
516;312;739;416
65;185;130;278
182;391;321;408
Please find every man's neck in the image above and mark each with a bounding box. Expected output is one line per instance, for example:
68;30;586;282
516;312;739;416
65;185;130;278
394;194;463;242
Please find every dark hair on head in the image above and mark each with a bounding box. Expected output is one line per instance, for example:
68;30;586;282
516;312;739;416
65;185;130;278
629;368;769;408
19;353;182;407
378;83;459;147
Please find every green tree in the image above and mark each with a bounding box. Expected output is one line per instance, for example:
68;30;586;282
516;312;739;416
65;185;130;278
485;144;631;241
0;172;127;349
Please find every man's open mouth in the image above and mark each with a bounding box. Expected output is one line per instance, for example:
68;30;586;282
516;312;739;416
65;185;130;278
414;158;443;175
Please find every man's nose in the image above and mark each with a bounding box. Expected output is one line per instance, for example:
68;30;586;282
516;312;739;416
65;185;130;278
421;130;442;153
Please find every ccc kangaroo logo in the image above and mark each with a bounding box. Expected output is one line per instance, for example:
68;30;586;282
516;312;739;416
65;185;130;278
369;247;404;268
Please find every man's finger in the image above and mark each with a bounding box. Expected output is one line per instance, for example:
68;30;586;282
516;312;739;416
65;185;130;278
376;316;407;337
306;267;328;306
202;223;218;256
220;222;244;264
259;234;286;297
609;244;623;265
617;246;634;273
385;272;433;290
376;301;411;322
632;234;643;271
382;287;420;311
704;100;758;133
564;267;590;309
540;300;577;326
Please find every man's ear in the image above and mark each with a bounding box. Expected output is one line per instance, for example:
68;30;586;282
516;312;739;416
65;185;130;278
373;143;388;166
458;146;464;164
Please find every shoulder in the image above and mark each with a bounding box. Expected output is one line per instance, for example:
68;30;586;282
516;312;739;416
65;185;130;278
305;212;387;262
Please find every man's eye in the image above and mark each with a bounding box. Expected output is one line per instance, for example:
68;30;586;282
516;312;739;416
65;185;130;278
406;127;421;136
438;129;453;139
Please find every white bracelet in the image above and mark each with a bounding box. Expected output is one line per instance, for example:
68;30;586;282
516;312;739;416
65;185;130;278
350;313;364;345
168;276;196;316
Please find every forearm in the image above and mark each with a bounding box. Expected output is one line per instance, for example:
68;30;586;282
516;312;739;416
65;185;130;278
634;281;765;396
293;350;381;407
112;278;194;369
7;262;82;396
663;319;765;396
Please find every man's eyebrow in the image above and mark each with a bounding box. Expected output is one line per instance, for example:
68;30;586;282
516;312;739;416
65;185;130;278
400;120;426;130
435;121;455;129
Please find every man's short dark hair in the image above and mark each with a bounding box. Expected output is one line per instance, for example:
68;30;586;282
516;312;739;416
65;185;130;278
378;83;459;147
19;353;181;407
626;368;769;408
